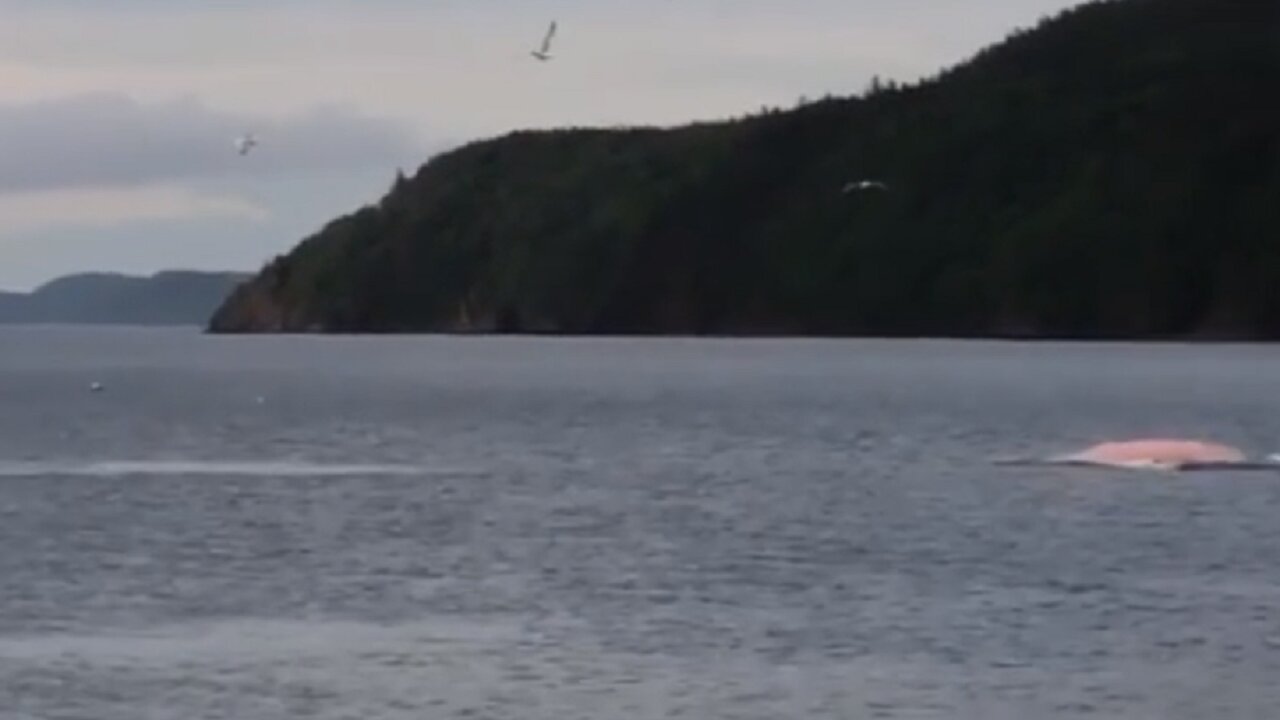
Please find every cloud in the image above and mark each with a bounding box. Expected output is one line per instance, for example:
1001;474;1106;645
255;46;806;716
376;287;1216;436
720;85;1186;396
0;93;427;194
0;2;1086;139
0;169;399;292
0;184;268;236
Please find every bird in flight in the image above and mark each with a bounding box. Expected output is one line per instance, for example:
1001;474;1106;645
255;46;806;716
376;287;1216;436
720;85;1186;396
842;180;889;193
234;133;258;156
531;21;557;61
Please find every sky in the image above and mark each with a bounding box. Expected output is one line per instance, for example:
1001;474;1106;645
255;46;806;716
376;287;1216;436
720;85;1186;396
0;0;1083;291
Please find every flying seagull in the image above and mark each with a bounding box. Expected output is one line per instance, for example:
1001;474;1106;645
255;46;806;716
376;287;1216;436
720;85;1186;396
842;180;889;193
531;21;557;61
234;133;258;156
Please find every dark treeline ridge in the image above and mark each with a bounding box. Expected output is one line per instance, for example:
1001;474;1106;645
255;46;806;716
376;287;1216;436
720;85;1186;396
2;271;250;326
210;0;1280;339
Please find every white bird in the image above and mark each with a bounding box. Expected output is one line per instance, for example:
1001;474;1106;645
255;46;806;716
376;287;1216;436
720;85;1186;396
234;133;258;156
842;180;889;193
531;21;557;61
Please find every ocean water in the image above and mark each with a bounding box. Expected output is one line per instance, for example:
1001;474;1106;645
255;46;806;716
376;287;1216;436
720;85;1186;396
1;326;1279;719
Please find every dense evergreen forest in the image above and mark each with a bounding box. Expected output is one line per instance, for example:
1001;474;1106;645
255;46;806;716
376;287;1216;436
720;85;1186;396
210;0;1280;338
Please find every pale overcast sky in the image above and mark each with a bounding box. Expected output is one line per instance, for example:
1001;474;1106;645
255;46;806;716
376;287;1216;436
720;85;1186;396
0;0;1082;291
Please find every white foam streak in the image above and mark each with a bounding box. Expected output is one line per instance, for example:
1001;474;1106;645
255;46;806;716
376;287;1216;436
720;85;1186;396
0;460;475;478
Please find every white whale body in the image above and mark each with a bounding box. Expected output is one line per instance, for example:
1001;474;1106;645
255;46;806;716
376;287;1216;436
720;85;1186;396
1001;438;1280;472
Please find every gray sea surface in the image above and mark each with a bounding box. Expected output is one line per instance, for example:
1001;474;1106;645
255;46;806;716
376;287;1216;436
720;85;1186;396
1;326;1279;719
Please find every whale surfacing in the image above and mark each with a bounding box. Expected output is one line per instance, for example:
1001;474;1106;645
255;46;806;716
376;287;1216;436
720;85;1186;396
1055;438;1246;470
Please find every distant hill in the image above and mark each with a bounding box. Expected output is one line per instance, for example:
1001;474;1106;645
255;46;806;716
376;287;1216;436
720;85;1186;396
211;0;1280;339
0;271;250;326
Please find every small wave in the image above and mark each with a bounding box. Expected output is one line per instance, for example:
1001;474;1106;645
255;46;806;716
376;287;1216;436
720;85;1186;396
0;460;480;479
0;617;523;664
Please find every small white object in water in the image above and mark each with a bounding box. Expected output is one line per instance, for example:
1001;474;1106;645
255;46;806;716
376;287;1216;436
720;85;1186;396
531;20;557;61
843;180;889;193
89;382;104;393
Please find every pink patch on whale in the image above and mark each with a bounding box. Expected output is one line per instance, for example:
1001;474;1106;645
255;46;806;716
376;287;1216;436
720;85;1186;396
1065;439;1245;468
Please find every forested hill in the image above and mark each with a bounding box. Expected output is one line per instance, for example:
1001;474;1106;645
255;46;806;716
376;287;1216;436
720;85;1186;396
209;0;1280;338
0;271;249;326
